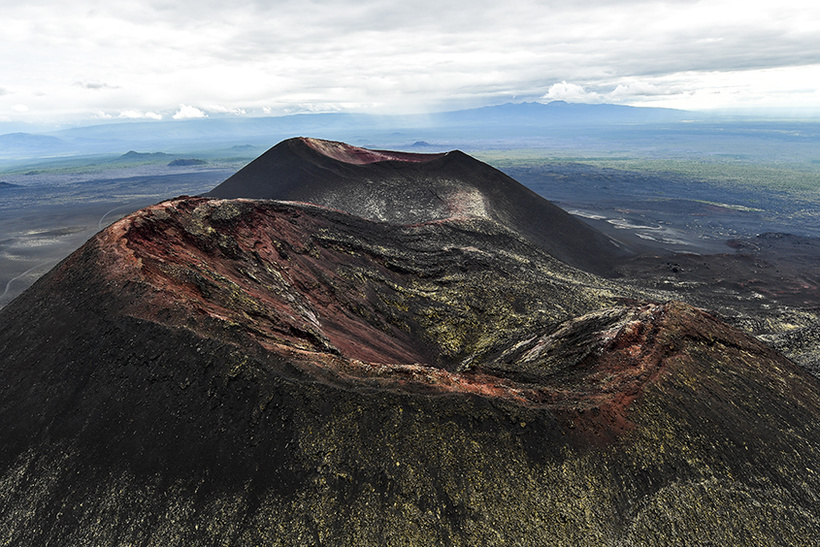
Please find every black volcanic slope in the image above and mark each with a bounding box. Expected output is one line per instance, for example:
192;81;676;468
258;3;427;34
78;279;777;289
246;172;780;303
1;141;820;545
206;137;632;274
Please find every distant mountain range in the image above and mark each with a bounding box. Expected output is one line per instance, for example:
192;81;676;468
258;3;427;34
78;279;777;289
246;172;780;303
0;102;694;161
436;100;689;126
0;132;70;159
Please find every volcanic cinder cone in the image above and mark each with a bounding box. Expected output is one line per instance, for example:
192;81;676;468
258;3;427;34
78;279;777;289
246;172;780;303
0;140;819;545
206;137;633;275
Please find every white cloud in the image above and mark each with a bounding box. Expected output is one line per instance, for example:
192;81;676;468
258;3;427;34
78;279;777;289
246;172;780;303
542;82;603;103
1;0;819;122
282;103;348;114
203;104;246;116
172;104;206;120
609;82;680;100
600;65;820;111
12;104;29;112
75;81;119;90
119;109;162;120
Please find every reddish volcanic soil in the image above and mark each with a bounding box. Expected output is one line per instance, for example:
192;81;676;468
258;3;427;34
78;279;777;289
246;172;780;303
76;197;802;441
301;137;446;164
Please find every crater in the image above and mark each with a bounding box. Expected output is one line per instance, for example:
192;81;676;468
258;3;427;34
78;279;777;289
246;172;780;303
300;137;446;165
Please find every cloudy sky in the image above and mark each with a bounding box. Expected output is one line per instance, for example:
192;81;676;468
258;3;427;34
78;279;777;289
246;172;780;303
2;0;819;127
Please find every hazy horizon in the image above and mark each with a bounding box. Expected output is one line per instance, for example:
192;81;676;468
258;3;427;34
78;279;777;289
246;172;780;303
3;98;820;138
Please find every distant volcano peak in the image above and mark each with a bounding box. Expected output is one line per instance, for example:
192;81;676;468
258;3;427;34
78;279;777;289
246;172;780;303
299;137;446;165
206;137;634;274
